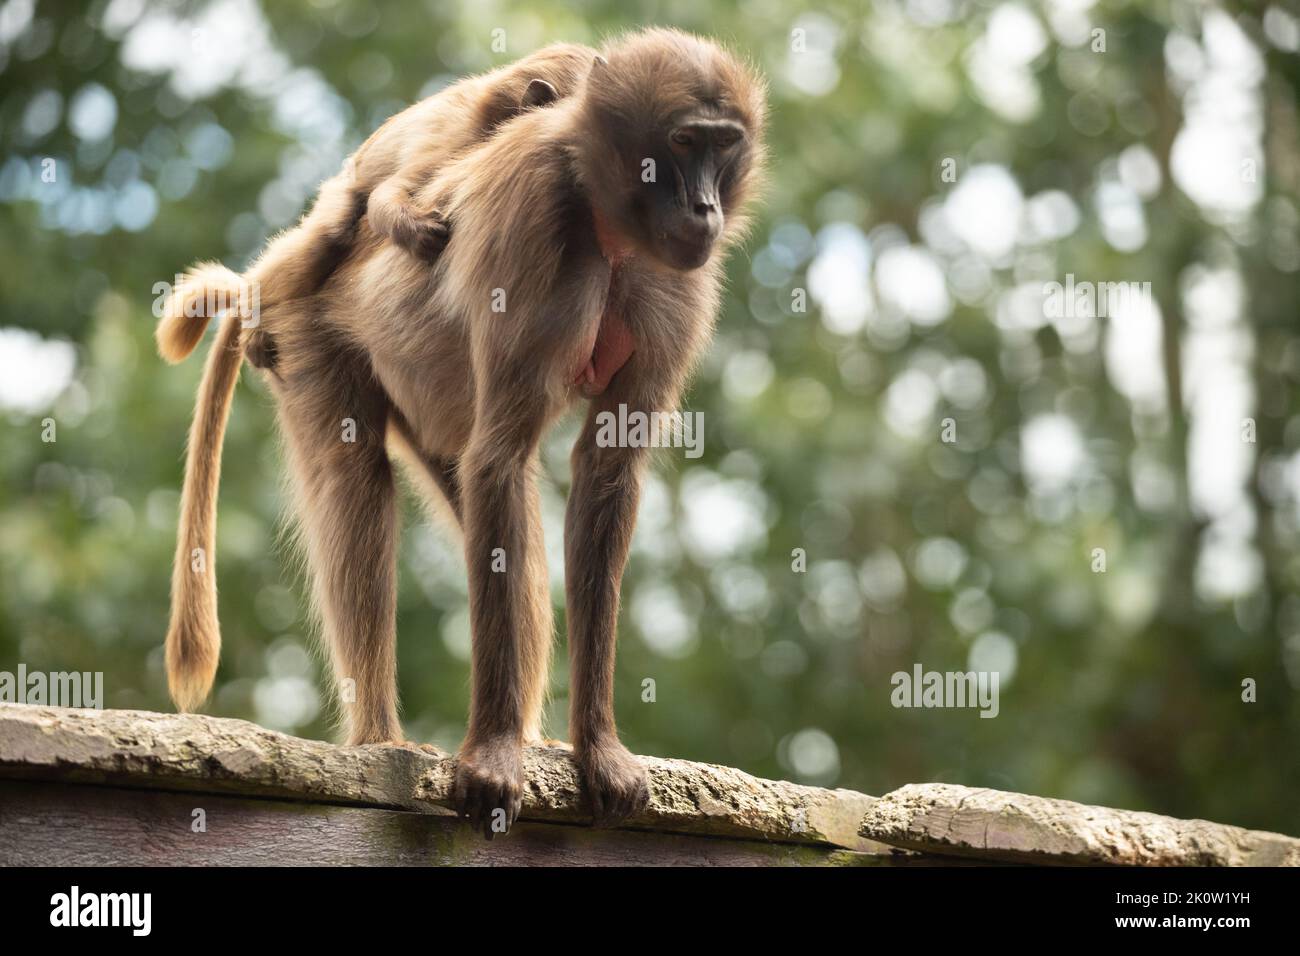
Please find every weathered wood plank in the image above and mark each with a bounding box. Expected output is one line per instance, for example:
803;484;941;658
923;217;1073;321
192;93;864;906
859;783;1300;867
0;704;883;852
0;780;897;867
12;706;1291;866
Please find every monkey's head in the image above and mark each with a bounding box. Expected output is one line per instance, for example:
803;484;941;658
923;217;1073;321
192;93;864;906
575;29;768;272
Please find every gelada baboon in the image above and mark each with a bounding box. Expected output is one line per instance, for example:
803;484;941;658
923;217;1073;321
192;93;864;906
156;42;593;368
159;28;766;837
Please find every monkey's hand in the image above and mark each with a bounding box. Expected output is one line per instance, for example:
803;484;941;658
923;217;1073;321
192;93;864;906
387;207;451;262
577;736;649;827
453;736;524;839
367;178;451;263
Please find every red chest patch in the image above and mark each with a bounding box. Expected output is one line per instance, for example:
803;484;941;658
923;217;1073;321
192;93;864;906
574;297;635;396
573;214;636;397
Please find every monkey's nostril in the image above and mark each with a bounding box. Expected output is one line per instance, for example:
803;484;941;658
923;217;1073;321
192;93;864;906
692;200;717;217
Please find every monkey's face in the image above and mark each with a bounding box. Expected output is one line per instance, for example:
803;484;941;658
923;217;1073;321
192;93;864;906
635;113;749;271
580;31;766;271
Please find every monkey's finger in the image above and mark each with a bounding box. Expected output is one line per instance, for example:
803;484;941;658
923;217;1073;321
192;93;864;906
479;788;494;835
614;794;633;825
453;773;471;818
452;766;467;806
460;780;482;826
482;793;502;840
494;785;516;836
468;787;486;831
499;789;515;837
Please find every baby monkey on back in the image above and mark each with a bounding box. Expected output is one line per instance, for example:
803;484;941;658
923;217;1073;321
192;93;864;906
157;43;593;366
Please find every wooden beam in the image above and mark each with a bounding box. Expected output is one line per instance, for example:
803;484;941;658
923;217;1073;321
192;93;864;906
859;783;1300;866
0;780;899;867
7;705;1294;865
0;704;886;854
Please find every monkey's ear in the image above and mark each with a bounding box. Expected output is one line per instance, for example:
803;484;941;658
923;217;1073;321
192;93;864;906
591;54;609;71
521;78;558;109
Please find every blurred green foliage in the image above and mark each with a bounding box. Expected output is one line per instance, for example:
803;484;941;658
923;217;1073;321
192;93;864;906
2;0;1299;834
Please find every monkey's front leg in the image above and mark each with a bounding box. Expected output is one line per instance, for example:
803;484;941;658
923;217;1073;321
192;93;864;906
455;425;554;839
565;394;655;827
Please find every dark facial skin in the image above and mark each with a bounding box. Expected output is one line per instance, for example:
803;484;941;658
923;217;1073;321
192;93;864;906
636;112;748;270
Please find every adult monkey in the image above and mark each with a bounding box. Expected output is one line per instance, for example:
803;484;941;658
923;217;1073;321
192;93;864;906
161;28;766;837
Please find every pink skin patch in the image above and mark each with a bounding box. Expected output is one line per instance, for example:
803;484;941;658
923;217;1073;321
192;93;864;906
573;211;636;397
574;310;635;397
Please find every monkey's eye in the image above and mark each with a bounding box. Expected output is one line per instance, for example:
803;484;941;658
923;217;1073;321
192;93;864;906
670;129;694;149
714;130;741;149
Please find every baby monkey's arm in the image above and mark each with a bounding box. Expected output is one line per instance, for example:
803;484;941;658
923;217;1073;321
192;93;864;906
366;79;559;262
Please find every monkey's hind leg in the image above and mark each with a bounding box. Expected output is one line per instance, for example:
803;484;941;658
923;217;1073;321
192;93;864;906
272;344;403;747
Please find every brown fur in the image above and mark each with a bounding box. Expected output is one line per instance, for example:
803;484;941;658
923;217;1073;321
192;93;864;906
155;43;594;366
159;28;767;836
156;43;593;713
164;305;243;711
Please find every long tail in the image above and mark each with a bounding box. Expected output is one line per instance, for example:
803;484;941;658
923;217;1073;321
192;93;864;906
162;293;245;711
159;172;364;707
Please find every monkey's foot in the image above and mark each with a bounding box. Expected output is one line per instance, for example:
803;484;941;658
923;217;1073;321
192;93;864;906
578;737;649;827
453;737;524;839
391;209;450;262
